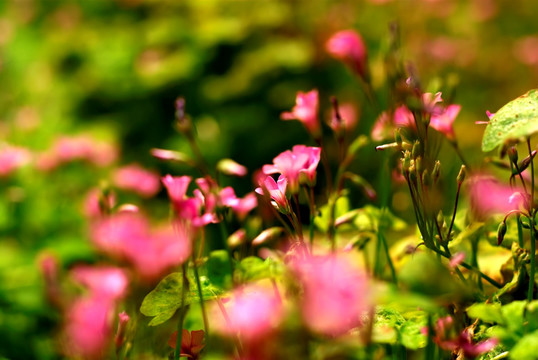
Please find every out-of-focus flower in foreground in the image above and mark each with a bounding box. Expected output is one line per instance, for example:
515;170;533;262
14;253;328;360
430;104;461;140
326;30;368;79
113;164;160;198
211;285;283;342
281;89;320;138
467;175;526;218
0;144;31;177
71;265;129;301
293;254;371;336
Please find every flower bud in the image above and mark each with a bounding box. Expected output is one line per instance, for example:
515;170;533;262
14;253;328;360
402;151;411;172
436;210;444;226
457;165;466;184
508;146;518;164
432;160;441;183
415;156;423;174
217;159;248;177
422;169;431;187
115;312;130;352
497;221;507;245
395;128;403;147
514;150;537;175
174;97;193;135
227;229;247;248
150;148;195;166
252;227;284;246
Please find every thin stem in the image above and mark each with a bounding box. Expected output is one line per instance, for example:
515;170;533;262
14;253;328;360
316;138;333;193
528;217;536;301
447;182;462;241
528;138;535;208
451;141;470;169
308;186;315;251
517;215;525;248
186;133;210;176
174;264;188;360
192;252;209;336
380;230;397;283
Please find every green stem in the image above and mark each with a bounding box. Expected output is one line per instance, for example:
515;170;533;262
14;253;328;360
174;264;189;360
192;253;209;336
517;215;525;248
446;182;462;241
528;218;536;301
380;230;397;283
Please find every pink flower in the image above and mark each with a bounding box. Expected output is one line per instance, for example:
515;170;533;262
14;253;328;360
449;252;466;269
114;312;130;350
293;254;371;336
0;145;31;177
371;107;415;141
71;266;129;301
83;188;117;218
64;296;114;359
113;164;160;198
53;135;117;167
262;145;321;193
281;89;320;137
422;92;444;115
219;187;257;220
468;175;526;218
90;213;191;281
328;102;359;134
162;175;191;204
256;175;290;214
430;104;461;140
212;285;283;342
326;30;368;78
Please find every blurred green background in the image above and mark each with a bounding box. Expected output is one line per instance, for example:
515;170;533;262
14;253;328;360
1;0;538;358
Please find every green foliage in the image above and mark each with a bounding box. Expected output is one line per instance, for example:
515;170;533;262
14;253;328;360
373;307;427;350
482;89;538;152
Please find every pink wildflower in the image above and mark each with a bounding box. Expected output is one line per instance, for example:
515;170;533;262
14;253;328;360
53;135;117;167
71;266;129;301
255;175;290;214
220;187;257;220
430;104;461;140
262;145;321;193
328;102;359;134
113;164;160;198
64;295;114;359
293;254;371;336
212;285;283;342
326;30;368;79
468;175;526;218
161;175;191;204
168;329;205;360
371;106;415;141
449;252;466;269
281;89;320;137
90;212;191;281
0;145;31;177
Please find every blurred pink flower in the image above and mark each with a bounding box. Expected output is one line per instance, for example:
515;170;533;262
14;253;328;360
220;187;257;220
212;285;283;342
371;107;414;141
38;253;62;307
64;296;114;359
394;105;415;127
281;89;320;137
162;174;191;203
430;104;461;140
326;30;368;78
90;212;191;281
256;175;290;214
422;92;444;115
0;145;31;177
113;164;160;198
83;188;117;218
71;266;129;301
468;176;526;218
262;145;321;193
293;254;370;336
328;102;359;134
54;135;117;167
114;312;130;351
513;36;538;65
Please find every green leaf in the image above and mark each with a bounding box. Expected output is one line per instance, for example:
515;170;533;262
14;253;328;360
236;256;283;282
510;330;538;360
400;320;427;350
140;272;184;326
500;300;527;332
206;250;232;290
482;89;538;152
467;303;504;325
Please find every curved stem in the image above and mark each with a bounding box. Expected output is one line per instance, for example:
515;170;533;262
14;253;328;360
174;264;189;360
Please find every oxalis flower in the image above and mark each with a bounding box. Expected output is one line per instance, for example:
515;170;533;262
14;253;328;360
292;254;371;336
467;175;526;219
262;145;321;194
256;175;291;214
326;29;368;79
281;89;320;138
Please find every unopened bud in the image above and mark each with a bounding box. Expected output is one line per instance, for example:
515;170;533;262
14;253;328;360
412;141;421;159
217;159;248;177
227;229;247;248
115;312;130;352
402;151;411;172
422;169;431;186
395;129;403;147
457;165;466;184
174;97;193;135
437;210;444;226
508;146;518;164
497;221;507;245
150;148;195;166
432;160;441;183
514;150;538;175
252;227;284;246
335;210;360;228
415;156;423;174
